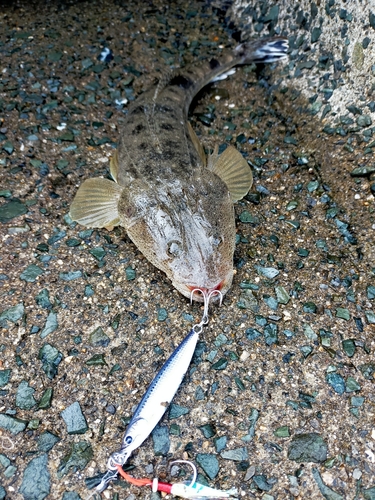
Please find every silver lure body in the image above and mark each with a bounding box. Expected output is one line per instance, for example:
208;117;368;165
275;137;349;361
110;328;199;467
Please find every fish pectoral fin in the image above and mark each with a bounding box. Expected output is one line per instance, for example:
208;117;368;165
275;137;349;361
109;150;119;182
69;177;123;228
208;145;253;202
187;122;206;167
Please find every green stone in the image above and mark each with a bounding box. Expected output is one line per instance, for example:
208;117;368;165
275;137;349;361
335;308;351;320
2;141;14;154
40;311;58;339
345;377;361;392
214;436;227;452
61;402;88;434
365;310;375;324
86;353;107;366
20;264;44;282
169;404;189;419
367;285;375;299
274;426;290;438
89;327;110;347
263;295;278;311
351;396;365;407
252;475;274;492
39;343;63;379
65;238;81;247
20;454;50;500
38;431;60;453
62;492;81;500
264;323;278;346
199;424;216;439
363;487;375;500
303;302;317;313
0;199;28;222
255;265;279;279
286;200;298;211
246;328;262;341
35;289;52;309
239;211;259;223
125;266;136;280
89;247;106;261
326;373;345;395
0;413;27;435
342;339;356;357
312;467;343;500
211;357;228;370
0;302;24;326
220;447;248;461
57;441;93;478
275;286;289;304
303;324;317;341
38;388;54;409
157;308;168;321
59;271;82;281
351;165;375;177
0;369;11;387
311;27;322;43
16;380;37;410
152;425;170;456
237;289;259;312
359;363;375;380
288;433;327;463
196;453;219;480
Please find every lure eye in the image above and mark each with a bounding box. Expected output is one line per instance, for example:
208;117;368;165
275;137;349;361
125;436;133;445
167;240;182;257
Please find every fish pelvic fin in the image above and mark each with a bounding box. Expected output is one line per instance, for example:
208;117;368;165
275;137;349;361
69;177;123;228
187;122;206;167
234;37;289;65
208;145;252;202
109;150;119;182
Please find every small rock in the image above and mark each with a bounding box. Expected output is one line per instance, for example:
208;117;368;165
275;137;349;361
16;381;37;410
152;425;170;455
20;453;50;500
288;433;327;463
196;453;219;480
60;402;88;434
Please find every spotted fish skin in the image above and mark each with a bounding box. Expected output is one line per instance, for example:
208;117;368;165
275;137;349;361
70;38;288;302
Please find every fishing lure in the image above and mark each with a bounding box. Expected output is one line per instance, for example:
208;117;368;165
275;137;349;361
114;460;238;499
96;291;220;493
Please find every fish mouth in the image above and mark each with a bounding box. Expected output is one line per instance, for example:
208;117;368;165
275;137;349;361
188;282;224;303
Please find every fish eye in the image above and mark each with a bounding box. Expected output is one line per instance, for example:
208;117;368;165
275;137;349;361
125;436;133;445
167;240;182;257
212;234;223;247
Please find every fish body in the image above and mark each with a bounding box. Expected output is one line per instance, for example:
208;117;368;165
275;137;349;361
110;327;199;467
70;38;288;301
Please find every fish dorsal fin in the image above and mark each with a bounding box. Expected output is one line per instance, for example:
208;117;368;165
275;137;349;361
109;150;119;182
69;178;123;228
187;121;206;167
208;145;253;202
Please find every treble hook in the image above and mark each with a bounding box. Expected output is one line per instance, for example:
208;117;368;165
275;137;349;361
190;288;223;326
169;460;197;487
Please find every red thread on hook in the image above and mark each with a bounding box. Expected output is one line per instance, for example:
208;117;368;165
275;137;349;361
115;465;152;487
114;465;173;494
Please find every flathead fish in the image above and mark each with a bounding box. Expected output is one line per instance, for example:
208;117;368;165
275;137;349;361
70;38;288;302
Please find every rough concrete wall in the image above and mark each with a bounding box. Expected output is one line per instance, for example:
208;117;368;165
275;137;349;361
230;0;375;143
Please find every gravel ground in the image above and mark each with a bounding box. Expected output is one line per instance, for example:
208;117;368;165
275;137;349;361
0;1;375;500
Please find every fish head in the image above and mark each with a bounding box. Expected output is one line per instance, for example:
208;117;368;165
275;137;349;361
118;173;236;302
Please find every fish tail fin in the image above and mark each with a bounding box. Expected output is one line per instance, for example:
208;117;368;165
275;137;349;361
234;37;288;64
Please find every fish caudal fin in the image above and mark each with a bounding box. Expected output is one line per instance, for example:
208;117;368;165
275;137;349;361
208;145;253;202
69;177;123;228
234;37;288;65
